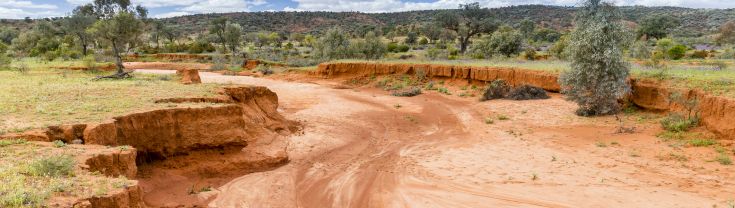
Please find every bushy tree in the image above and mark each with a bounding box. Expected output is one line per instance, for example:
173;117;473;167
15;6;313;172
62;10;96;55
405;32;418;45
519;18;535;39
716;21;735;45
209;17;229;51
489;26;523;57
435;2;498;53
629;40;651;59
549;35;570;60
667;44;687;60
224;23;243;55
351;31;386;60
313;27;350;60
0;42;11;70
0;27;19;45
86;0;146;75
636;15;680;39
559;0;630;116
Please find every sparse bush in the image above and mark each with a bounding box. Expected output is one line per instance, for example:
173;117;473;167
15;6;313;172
426;46;441;60
629;40;651;59
480;79;510;101
211;53;227;71
392;87;422;97
716;154;732;165
660;114;698;132
52;140;66;148
489;26;523;57
254;65;273;75
549;35;570;60
83;55;97;70
523;47;537;60
507;85;550;100
667;44;687;60
718;45;734;59
27;155;75;177
559;0;630;116
689;50;709;59
313;27;350;60
14;62;29;74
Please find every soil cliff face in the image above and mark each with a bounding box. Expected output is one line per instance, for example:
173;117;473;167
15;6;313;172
315;62;734;140
1;85;298;207
314;62;561;91
81;86;297;157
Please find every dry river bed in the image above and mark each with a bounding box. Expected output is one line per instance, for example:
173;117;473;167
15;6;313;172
138;69;734;208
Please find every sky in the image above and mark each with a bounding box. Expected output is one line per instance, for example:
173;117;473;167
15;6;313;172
1;0;734;19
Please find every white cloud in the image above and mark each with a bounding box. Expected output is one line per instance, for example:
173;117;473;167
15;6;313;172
153;11;192;18
0;6;61;19
180;0;264;13
0;0;57;9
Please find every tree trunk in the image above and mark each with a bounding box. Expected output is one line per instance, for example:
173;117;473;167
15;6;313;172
460;36;470;53
111;41;124;74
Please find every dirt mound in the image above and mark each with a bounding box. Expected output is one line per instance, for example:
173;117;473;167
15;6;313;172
507;85;550;100
176;68;201;84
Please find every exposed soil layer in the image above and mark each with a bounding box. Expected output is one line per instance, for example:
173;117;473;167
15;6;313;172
314;62;735;140
1;85;299;207
144;70;734;207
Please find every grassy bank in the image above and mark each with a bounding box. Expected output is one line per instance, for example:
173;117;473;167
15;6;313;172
0;140;134;207
0;59;222;134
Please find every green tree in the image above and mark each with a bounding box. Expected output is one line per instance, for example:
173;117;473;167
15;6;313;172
209;17;229;51
549;35;570;60
62;10;96;55
435;2;498;53
629;40;650;59
0;42;11;70
636;15;680;40
519;18;535;40
559;0;630;116
223;23;243;55
0;27;19;44
359;31;386;60
667;44;687;60
489;26;523;57
86;0;145;75
716;21;735;45
313;27;350;60
405;31;418;45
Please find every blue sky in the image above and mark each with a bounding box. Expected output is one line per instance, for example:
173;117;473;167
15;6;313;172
2;0;735;19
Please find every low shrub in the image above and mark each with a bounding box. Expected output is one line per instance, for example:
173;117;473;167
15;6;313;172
660;114;698;132
254;65;273;75
392;87;422;97
507;85;549;100
689;50;709;59
480;79;511;101
27;155;75;177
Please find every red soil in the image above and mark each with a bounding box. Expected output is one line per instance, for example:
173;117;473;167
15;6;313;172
314;62;735;140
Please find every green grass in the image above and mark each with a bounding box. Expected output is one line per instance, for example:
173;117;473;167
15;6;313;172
716;154;733;165
0;59;223;133
0;141;133;207
687;138;717;147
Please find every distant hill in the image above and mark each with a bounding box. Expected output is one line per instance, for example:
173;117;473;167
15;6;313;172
155;5;735;37
2;5;734;38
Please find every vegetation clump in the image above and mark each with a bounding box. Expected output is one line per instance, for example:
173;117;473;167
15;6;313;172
27;155;76;177
559;0;630;116
480;79;511;101
506;85;550;100
391;87;422;97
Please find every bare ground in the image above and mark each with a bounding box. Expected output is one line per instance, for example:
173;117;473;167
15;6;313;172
139;70;735;208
